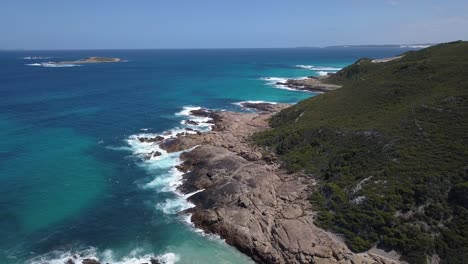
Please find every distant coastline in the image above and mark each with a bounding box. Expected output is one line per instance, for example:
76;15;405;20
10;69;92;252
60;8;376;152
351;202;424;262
294;43;435;49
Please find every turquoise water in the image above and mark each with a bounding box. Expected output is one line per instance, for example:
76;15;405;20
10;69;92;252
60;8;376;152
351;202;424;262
0;48;413;264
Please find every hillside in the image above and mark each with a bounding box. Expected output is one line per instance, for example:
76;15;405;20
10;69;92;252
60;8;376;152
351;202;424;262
254;41;468;263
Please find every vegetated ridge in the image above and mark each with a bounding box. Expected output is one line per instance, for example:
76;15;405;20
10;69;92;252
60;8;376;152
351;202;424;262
254;41;468;264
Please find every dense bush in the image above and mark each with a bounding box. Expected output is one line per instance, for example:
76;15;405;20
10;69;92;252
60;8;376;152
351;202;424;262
254;41;468;263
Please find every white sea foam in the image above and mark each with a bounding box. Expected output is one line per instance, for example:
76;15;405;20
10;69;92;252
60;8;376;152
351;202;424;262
126;106;214;218
175;106;213;130
175;106;203;117
261;76;288;84
28;247;179;264
232;100;278;107
295;64;342;71
118;106;237;252
22;56;52;60
25;62;81;68
43;63;81;68
400;45;431;49
317;71;328;76
156;189;204;215
261;77;312;93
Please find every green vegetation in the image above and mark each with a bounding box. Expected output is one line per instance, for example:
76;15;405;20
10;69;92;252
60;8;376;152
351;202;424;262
254;41;468;263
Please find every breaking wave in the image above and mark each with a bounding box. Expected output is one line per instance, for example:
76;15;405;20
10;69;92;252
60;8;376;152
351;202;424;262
295;64;342;71
126;106;216;218
232;100;278;107
26;63;81;68
27;247;179;264
260;77;311;92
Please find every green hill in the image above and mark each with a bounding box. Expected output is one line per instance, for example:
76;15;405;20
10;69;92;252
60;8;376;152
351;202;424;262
254;41;468;263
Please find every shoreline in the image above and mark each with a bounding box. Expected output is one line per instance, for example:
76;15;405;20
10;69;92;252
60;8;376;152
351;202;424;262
149;103;400;264
275;76;342;93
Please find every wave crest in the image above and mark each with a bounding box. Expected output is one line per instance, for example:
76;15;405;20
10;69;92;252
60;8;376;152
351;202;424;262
295;64;342;71
260;77;310;92
26;62;81;68
126;106;215;217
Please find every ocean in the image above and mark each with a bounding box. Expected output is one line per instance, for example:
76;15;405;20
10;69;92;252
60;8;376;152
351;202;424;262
0;47;414;264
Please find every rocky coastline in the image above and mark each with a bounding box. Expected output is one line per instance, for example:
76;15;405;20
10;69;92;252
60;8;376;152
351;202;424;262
156;103;400;264
276;76;341;93
65;103;401;264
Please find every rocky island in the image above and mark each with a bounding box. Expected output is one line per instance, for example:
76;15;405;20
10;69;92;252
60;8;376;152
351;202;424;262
48;57;122;65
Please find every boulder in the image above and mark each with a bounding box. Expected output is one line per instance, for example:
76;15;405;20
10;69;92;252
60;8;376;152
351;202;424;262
137;136;164;143
159;138;182;152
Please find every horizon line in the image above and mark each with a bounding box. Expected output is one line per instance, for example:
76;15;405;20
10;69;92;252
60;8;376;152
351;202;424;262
0;42;445;52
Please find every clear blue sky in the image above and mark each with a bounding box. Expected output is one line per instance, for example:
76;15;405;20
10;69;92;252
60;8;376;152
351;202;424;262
1;0;467;49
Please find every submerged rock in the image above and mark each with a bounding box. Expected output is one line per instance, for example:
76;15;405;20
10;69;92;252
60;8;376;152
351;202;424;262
189;108;212;117
143;151;162;160
138;136;164;143
150;258;161;264
159;138;182;152
185;120;200;126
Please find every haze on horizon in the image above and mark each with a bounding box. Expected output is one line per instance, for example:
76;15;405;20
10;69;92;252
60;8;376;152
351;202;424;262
1;0;467;50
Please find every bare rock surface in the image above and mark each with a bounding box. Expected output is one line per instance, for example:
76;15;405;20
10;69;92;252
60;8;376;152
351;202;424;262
276;77;342;93
162;102;400;264
371;56;404;63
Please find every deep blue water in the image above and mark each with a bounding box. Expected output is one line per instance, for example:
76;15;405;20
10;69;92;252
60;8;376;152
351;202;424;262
0;47;414;264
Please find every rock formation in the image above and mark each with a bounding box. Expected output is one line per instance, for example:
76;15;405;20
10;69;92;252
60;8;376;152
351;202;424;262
276;77;341;93
158;103;401;264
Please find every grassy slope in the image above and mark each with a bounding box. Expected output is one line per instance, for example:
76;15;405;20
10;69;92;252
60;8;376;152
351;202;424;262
254;41;468;264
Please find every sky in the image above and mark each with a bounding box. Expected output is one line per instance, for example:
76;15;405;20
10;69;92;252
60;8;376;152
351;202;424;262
1;0;467;49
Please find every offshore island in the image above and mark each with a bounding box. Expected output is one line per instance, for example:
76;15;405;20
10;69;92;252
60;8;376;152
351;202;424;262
57;57;122;64
40;57;122;66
